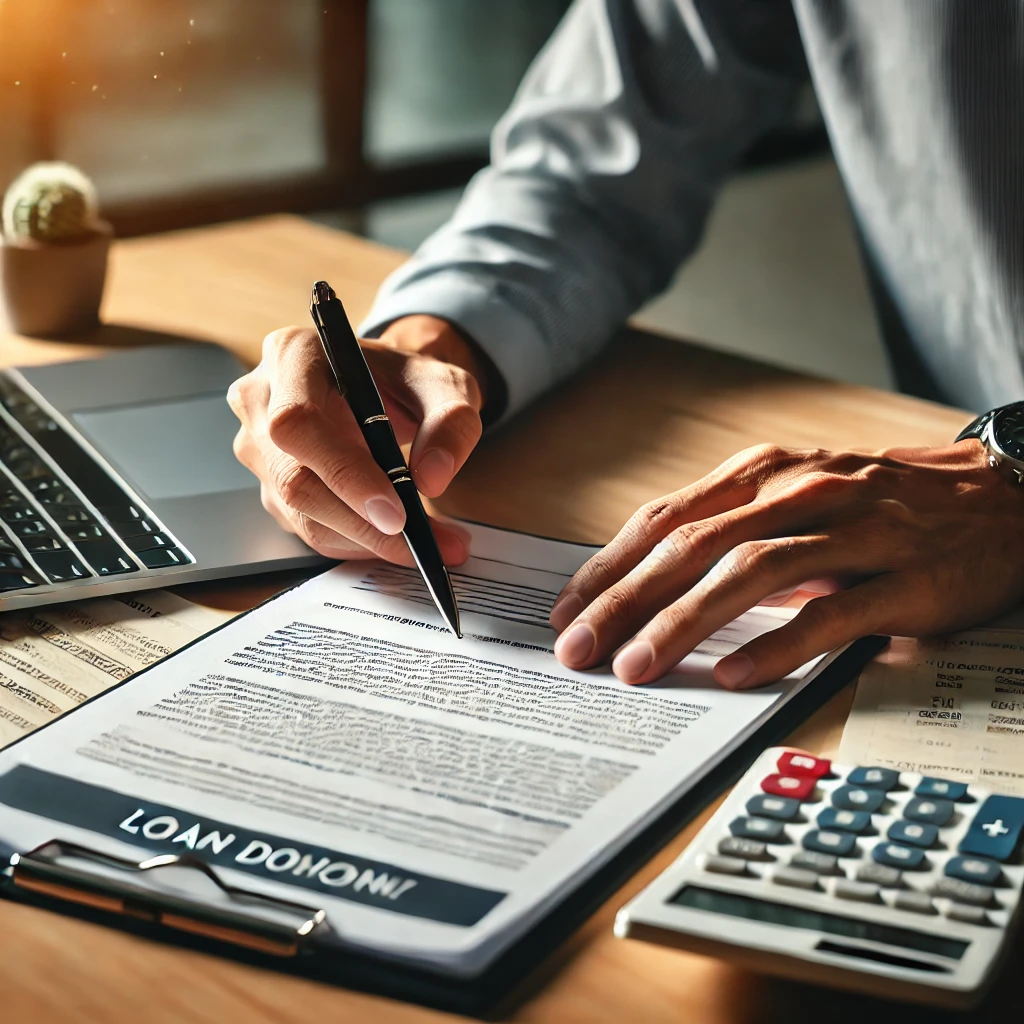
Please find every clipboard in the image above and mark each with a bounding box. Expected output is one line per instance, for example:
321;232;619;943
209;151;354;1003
0;633;886;1019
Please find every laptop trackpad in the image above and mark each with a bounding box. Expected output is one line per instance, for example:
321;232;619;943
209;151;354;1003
72;394;257;501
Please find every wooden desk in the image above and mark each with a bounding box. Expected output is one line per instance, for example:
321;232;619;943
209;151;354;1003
0;217;1004;1023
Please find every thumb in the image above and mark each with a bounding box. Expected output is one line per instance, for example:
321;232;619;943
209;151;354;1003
404;358;484;497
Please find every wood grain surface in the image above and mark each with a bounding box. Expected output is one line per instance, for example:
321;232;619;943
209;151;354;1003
0;216;1008;1023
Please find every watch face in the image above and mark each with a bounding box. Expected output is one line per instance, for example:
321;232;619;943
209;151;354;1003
993;404;1024;462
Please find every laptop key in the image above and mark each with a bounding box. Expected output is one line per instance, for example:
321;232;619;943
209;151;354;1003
63;523;108;542
0;553;27;572
33;549;89;582
11;520;51;537
110;518;158;538
42;505;93;525
137;547;186;569
24;536;66;552
0;570;42;591
124;533;171;553
73;539;137;576
0;505;37;522
97;503;145;524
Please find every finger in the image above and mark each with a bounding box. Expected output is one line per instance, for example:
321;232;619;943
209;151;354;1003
260;485;374;559
378;349;482;498
549;443;833;631
553;472;876;666
607;531;891;683
712;575;904;689
262;329;409;535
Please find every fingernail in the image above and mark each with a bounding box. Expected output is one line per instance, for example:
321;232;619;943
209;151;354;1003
716;654;755;689
364;496;406;535
555;622;596;666
416;448;455;493
549;592;582;631
613;640;654;683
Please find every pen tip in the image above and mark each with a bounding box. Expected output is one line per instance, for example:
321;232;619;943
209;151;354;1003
312;280;336;305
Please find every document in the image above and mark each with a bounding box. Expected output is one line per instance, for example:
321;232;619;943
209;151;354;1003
0;523;853;975
840;619;1024;795
0;591;231;748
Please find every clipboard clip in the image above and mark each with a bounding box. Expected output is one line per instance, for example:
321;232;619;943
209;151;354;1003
8;839;327;957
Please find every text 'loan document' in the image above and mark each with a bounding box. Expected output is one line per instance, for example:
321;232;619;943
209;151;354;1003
0;524;841;975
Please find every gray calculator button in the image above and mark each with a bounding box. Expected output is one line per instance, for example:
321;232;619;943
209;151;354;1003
835;879;881;903
746;794;801;821
945;856;1002;887
945;904;990;926
703;854;749;876
718;836;772;861
729;816;787;842
933;877;995;907
893;890;936;915
772;867;820;890
791;851;840;875
856;863;902;887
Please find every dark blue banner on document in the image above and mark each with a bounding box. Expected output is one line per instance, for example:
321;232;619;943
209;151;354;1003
0;766;506;926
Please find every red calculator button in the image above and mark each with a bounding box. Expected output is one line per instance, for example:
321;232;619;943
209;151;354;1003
777;751;831;778
761;774;817;801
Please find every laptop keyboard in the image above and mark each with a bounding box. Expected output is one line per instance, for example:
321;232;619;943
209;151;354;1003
0;373;192;593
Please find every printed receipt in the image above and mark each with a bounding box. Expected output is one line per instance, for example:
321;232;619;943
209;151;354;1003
0;591;231;748
840;617;1024;795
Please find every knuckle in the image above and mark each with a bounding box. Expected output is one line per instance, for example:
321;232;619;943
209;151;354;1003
266;399;318;449
274;461;317;510
632;496;681;537
261;326;303;358
720;539;778;580
796;470;848;500
594;585;638;625
669;519;723;563
435;399;483;449
231;427;252;465
797;596;846;636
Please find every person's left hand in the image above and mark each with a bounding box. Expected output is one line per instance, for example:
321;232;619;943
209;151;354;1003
548;441;1024;689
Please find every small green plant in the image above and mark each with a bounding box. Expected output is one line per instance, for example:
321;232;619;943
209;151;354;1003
2;162;101;244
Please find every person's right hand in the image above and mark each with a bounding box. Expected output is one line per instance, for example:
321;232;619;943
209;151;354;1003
227;314;485;566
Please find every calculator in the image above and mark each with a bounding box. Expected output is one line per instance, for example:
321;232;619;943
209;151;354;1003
614;747;1024;1008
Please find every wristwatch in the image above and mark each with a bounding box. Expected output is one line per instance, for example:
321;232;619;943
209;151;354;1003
956;401;1024;484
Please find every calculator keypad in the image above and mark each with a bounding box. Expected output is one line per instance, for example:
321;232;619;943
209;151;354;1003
693;750;1024;942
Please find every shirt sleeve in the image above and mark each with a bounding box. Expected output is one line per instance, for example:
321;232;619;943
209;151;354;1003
360;0;807;421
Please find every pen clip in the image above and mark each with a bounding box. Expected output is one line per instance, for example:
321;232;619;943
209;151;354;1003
309;293;347;398
8;839;327;957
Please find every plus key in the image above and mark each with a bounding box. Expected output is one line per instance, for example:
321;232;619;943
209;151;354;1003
960;795;1024;862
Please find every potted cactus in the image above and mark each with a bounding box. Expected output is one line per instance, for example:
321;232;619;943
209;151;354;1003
0;162;112;337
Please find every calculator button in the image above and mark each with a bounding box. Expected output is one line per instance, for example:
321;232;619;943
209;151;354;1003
933;877;994;907
729;817;788;842
831;786;885;813
803;830;856;856
916;777;968;801
893;890;936;915
702;854;749;877
772;867;820;891
776;752;831;778
791;851;841;875
872;842;926;870
746;794;801;821
945;904;990;926
958;795;1024;861
761;775;816;801
903;797;954;827
846;767;899;791
856;863;902;887
718;837;773;861
817;808;872;834
887;820;938;848
835;879;881;903
945;856;1002;887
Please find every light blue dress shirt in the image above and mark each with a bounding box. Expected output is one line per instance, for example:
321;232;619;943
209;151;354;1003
361;0;1024;420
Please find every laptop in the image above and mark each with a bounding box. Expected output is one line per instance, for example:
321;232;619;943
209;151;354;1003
0;343;324;609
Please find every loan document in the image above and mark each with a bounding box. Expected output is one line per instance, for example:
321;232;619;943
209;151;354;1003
0;523;846;975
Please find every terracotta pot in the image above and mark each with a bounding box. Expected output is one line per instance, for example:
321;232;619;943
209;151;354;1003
0;220;112;338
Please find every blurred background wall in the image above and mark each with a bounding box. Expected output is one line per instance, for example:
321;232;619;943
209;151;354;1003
0;0;890;389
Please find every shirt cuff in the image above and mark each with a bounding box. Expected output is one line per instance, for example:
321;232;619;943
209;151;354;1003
358;272;554;424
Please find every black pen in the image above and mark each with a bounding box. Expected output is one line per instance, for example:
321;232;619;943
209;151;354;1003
309;281;462;638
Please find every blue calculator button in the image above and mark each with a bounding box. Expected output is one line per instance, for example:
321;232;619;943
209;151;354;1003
887;819;938;848
872;842;926;870
945;856;1002;887
831;786;886;813
803;830;857;856
916;777;969;801
903;797;954;827
817;807;872;834
729;816;787;842
959;795;1024;862
846;766;899;791
746;794;800;821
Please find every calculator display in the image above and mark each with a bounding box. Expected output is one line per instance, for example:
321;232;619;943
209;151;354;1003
671;886;969;960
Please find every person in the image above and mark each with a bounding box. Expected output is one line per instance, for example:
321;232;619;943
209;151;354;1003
228;0;1024;691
